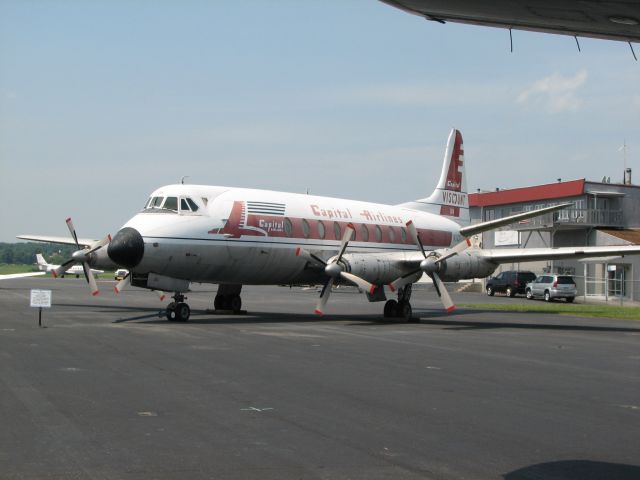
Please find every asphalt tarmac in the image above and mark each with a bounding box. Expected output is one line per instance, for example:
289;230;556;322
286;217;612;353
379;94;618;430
1;277;639;479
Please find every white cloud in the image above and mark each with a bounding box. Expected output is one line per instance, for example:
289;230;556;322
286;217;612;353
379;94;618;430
517;69;588;113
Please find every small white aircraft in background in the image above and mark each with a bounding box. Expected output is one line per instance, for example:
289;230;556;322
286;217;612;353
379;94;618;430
36;253;104;280
19;128;640;321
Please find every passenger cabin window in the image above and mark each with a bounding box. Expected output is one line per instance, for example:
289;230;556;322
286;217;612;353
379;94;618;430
284;218;293;237
317;221;326;239
333;222;341;240
361;224;369;242
302;219;311;239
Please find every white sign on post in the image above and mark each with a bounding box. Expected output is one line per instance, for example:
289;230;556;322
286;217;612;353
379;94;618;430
30;289;52;308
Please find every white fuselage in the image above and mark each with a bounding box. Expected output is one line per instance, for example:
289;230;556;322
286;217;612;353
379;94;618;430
121;184;465;286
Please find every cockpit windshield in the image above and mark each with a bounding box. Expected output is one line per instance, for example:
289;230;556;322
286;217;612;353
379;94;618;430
143;196;200;214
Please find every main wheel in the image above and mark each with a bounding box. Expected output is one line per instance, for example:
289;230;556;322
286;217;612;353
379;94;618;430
383;299;398;318
486;286;494;296
229;295;242;312
214;295;225;310
544;291;552;302
526;289;533;300
397;301;412;321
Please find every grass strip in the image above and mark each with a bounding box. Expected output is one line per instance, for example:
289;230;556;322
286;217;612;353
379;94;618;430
459;303;640;321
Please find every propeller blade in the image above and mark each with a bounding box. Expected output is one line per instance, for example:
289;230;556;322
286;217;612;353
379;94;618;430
432;272;455;313
52;259;76;278
340;271;376;295
295;247;327;266
82;263;99;296
388;269;422;293
66;217;80;249
87;234;112;254
315;278;334;316
406;220;427;258
335;223;355;263
435;238;472;263
114;272;131;294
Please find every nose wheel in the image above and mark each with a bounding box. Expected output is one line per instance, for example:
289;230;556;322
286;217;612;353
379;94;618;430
166;293;190;322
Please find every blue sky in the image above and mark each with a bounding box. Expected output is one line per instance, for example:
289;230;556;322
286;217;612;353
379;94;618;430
1;0;639;242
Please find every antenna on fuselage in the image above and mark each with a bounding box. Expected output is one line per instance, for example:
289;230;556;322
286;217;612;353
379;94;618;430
181;176;190;185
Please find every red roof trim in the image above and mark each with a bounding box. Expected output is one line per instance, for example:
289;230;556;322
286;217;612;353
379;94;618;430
469;179;585;207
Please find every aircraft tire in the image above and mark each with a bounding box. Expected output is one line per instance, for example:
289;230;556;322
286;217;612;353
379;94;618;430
166;302;177;321
229;295;242;312
175;302;190;322
383;299;398;318
397;301;412;321
214;295;225;310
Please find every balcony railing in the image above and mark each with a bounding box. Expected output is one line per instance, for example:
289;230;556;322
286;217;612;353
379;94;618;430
511;208;623;229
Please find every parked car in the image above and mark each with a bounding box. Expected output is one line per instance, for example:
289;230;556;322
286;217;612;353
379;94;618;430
525;275;577;302
486;270;537;297
114;269;129;280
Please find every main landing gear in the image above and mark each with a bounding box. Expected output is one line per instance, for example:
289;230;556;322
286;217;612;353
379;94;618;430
166;293;190;322
383;284;417;322
213;284;244;313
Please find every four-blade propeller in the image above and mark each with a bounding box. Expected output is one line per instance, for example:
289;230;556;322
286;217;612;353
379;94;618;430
388;220;471;312
52;218;111;296
296;223;376;316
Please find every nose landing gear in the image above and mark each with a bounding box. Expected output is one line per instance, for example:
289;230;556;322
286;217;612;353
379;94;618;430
166;293;190;322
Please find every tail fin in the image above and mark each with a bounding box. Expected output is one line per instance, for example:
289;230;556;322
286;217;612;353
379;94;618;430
398;128;469;225
35;254;49;271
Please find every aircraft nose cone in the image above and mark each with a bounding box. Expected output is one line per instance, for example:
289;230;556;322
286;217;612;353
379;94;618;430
108;227;144;269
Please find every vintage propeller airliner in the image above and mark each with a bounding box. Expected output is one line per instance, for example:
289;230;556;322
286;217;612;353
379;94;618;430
19;129;640;321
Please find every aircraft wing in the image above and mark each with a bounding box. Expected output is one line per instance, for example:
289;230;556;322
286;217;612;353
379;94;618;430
380;0;640;43
476;245;640;264
0;272;46;280
16;234;96;248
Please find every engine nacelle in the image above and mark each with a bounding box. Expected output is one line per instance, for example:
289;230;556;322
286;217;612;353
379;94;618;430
339;250;497;285
436;251;497;282
338;252;416;285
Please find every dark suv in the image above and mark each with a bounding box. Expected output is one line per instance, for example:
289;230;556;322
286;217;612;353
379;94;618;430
486;271;537;297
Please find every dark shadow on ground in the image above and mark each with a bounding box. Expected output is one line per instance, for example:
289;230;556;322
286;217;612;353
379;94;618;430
54;302;640;332
504;460;640;480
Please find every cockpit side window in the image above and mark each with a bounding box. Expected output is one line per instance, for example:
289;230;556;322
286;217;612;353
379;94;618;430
186;198;199;212
151;196;164;208
180;198;190;212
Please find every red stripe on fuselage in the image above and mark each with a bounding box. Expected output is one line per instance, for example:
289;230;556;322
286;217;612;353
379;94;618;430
211;202;452;247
